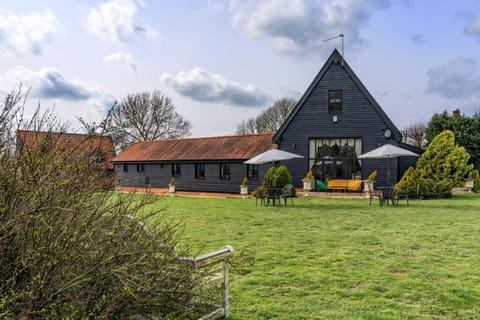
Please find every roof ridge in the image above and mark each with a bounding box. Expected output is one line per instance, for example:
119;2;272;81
135;132;276;144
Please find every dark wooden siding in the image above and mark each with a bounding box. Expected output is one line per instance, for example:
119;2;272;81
115;161;271;193
276;61;401;187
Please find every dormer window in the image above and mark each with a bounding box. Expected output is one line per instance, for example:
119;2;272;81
328;90;342;113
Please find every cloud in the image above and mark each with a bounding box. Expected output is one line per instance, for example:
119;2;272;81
228;0;391;55
0;8;57;55
5;66;99;101
400;0;413;9
411;33;424;44
426;57;480;99
161;68;270;107
463;14;480;41
84;0;158;43
104;51;138;72
0;66;115;130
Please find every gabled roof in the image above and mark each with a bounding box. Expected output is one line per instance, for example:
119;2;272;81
112;132;276;162
17;130;116;170
273;49;401;143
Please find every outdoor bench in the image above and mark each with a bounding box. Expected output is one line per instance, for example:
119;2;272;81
327;179;362;192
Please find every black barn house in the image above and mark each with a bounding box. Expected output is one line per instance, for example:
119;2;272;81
112;49;420;192
273;49;420;188
112;133;276;193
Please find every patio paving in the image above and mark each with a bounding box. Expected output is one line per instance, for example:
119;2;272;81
118;186;367;199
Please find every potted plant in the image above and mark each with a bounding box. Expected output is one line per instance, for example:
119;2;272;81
302;170;313;196
168;178;176;196
364;170;377;197
240;177;249;199
466;170;478;192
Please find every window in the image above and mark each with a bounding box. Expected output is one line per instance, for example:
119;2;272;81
328;90;342;113
123;164;128;172
247;164;258;180
172;163;181;177
137;163;145;173
195;163;205;179
220;163;230;180
309;137;362;181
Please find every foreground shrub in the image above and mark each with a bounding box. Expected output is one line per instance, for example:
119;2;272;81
0;88;198;319
396;130;472;198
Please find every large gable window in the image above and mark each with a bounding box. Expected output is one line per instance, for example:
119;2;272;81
328;90;342;113
309;137;362;182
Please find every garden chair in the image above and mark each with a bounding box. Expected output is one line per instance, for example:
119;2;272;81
266;188;282;206
368;183;384;206
393;193;409;206
281;184;295;206
255;186;267;206
393;186;409;206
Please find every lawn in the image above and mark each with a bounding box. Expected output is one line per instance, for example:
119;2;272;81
148;194;480;319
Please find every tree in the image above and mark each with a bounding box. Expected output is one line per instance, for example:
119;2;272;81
401;122;427;148
0;87;199;318
236;97;296;134
425;109;480;169
236;118;257;135
87;90;192;151
395;130;472;198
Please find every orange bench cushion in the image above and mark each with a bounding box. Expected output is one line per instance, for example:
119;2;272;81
327;179;362;191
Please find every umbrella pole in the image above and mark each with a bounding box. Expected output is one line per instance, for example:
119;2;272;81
387;157;390;187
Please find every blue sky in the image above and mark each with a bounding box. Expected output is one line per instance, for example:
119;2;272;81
1;0;480;137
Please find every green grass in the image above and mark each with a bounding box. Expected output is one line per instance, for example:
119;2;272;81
148;194;480;319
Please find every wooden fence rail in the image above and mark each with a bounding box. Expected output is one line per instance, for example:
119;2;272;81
181;245;234;319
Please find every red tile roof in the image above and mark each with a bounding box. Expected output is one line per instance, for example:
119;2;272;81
112;132;276;162
17;130;116;170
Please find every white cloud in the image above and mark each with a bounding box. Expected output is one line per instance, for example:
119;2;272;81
463;14;480;41
104;51;138;72
411;33;424;44
426;57;480;99
0;8;57;55
4;66;102;101
0;66;115;130
161;68;270;107
84;0;158;43
229;0;390;55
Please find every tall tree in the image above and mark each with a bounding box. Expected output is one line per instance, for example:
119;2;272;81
425;109;480;169
236;97;296;134
236;118;257;135
401;122;427;148
89;91;192;151
396;130;472;198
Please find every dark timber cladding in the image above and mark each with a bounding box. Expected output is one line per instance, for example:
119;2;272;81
112;133;276;193
273;49;420;188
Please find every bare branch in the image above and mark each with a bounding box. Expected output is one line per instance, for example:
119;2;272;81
95;91;191;151
235;97;296;135
402;122;427;149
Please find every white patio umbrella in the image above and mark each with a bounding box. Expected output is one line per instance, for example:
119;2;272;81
357;143;419;186
244;148;303;165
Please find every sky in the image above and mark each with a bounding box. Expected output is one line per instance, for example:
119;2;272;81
1;0;480;138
